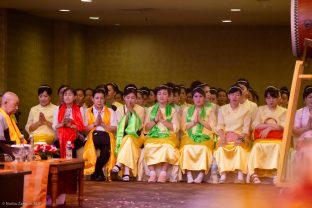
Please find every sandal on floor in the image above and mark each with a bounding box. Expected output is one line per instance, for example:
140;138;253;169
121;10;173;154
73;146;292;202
219;174;226;184
250;174;261;184
148;172;157;183
111;164;121;174
122;175;130;182
157;171;167;183
111;165;121;181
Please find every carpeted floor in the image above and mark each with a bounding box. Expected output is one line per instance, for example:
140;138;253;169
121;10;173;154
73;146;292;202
63;181;283;208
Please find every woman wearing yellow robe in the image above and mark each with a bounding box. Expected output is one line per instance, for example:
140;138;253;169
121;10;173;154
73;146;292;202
144;84;180;183
214;84;251;183
25;85;57;145
236;78;258;122
180;87;216;183
83;87;117;181
111;84;145;181
248;86;286;184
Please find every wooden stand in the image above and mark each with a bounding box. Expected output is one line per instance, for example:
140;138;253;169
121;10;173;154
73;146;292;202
277;38;312;186
48;159;84;207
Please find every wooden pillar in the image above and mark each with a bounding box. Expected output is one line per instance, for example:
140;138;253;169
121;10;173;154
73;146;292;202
0;9;7;93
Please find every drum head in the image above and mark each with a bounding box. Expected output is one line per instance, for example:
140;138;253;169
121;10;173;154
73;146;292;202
291;0;312;58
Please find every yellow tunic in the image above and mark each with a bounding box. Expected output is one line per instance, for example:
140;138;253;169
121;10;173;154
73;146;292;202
241;99;258;122
248;105;286;176
115;104;145;176
179;106;216;174
113;101;123;109
25;103;57;144
144;104;180;166
214;104;251;174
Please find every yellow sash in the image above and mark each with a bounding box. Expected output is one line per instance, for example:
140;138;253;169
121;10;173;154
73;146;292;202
83;106;116;175
0;108;23;144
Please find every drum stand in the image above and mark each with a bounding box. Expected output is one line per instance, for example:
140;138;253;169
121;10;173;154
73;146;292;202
277;38;312;186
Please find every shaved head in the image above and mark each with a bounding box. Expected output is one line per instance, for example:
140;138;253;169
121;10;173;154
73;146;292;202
1;91;19;115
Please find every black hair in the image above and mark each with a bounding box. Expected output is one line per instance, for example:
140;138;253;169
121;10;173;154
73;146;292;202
191;86;205;97
84;88;94;94
38;85;52;96
236;78;250;89
106;82;119;92
303;85;312;99
190;81;204;91
264;86;279;98
137;89;144;97
186;88;192;94
217;88;227;98
228;84;242;95
165;82;175;94
155;84;171;95
280;86;290;98
249;88;259;103
93;88;106;97
179;85;186;90
75;88;85;96
124;84;137;97
57;84;68;94
94;85;107;96
63;87;76;96
210;87;218;95
179;85;187;94
173;85;181;95
139;87;150;96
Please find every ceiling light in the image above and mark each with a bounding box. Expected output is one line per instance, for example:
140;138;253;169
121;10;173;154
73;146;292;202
81;0;93;2
231;9;241;12
59;9;70;12
222;20;232;23
89;17;100;20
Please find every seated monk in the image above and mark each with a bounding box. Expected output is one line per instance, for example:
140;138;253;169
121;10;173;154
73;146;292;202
0;91;25;145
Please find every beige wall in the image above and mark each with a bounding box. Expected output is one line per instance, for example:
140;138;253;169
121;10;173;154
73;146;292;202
5;11;86;130
85;26;296;93
1;10;298;133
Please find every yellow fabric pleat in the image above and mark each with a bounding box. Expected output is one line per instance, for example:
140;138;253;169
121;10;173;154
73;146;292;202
214;141;249;174
116;134;145;176
180;134;215;150
0;108;23;144
33;134;54;145
144;134;180;166
179;134;214;174
179;144;212;174
83;128;97;175
247;139;281;177
83;107;116;175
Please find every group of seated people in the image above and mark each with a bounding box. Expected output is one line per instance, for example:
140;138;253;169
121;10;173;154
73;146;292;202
1;78;311;185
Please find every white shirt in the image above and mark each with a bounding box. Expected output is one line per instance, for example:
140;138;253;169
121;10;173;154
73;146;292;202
92;106;117;132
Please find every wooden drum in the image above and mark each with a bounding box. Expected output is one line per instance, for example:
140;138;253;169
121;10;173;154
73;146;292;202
291;0;312;57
